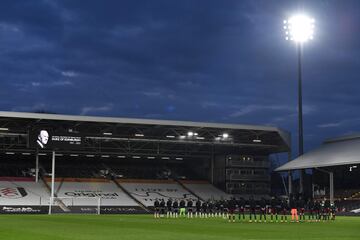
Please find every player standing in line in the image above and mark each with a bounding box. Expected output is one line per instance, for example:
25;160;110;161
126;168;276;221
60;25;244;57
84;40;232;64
280;198;288;223
238;197;246;221
324;198;330;221
290;195;299;222
166;198;173;218
249;197;257;223
201;200;208;218
314;200;321;222
179;199;186;217
259;198;267;223
227;197;236;223
195;198;201;218
307;199;314;222
172;199;179;218
159;199;166;218
187;199;193;218
270;197;276;222
330;202;336;220
154;198;160;218
298;196;306;222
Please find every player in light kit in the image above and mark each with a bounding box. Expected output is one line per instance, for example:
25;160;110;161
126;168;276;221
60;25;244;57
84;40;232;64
179;199;186;217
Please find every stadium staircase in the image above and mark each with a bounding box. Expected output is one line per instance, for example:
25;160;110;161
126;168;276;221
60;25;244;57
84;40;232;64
40;176;70;212
112;180;150;212
175;179;204;201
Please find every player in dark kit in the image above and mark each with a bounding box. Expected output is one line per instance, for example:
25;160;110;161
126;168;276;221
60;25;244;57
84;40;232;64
166;198;173;218
187;199;193;218
314;200;321;222
195;199;202;217
307;199;314;222
259;198;267;222
270;197;277;222
298;197;306;222
249;197;257;223
159;199;166;217
280;199;288;223
237;197;246;221
154;199;160;218
201;201;208;218
227;197;236;223
172;200;179;218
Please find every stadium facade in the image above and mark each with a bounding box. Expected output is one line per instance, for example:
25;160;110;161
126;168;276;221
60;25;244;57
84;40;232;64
0;111;290;214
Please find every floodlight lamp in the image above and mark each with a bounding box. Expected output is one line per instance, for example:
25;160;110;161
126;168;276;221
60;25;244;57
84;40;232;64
284;14;315;43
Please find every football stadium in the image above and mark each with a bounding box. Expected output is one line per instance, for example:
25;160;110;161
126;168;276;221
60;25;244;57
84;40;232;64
0;111;359;239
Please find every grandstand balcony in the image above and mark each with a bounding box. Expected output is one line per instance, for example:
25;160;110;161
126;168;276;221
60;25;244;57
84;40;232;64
226;159;270;168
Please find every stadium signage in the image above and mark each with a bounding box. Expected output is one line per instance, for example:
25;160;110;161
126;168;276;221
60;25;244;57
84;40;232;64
1;206;42;213
30;129;83;150
64;190;119;199
0;187;27;199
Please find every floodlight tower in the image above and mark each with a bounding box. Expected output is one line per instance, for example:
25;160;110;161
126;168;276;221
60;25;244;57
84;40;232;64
284;14;315;194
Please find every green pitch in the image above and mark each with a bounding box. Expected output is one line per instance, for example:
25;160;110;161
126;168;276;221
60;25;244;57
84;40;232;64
0;215;359;240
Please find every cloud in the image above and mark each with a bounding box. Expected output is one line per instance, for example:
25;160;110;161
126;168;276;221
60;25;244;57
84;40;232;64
80;103;113;115
229;104;293;117
61;71;78;77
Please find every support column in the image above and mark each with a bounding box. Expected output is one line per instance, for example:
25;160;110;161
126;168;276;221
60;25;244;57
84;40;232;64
287;151;292;196
35;151;39;183
329;171;334;204
210;145;214;184
49;150;56;215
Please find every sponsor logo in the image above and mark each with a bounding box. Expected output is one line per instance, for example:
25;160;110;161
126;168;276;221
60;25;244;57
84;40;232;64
64;190;119;199
2;206;41;213
0;187;28;199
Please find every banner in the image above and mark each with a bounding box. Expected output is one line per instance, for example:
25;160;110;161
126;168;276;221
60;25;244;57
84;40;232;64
29;129;83;150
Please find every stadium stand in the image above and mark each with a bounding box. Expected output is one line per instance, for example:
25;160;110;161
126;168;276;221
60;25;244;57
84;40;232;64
45;178;138;206
180;180;230;201
0;177;50;206
117;179;198;206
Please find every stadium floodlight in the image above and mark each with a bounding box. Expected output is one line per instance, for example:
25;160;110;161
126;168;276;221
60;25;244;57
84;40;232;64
196;136;205;140
284;14;314;42
70;154;79;157
175;157;183;161
166;135;175;138
284;13;315;195
22;152;31;155
132;156;141;159
103;132;112;136
179;135;186;139
135;133;144;137
147;156;155;159
55;154;63;156
117;155;126;158
222;133;229;139
0;128;9;131
86;154;95;157
101;155;110;158
39;153;47;156
253;139;262;143
187;131;194;137
161;157;170;160
5;152;15;155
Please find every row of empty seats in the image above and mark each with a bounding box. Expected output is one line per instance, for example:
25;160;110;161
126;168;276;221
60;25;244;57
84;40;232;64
0;177;229;207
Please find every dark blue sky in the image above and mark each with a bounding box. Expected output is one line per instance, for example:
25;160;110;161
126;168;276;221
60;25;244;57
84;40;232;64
0;0;359;155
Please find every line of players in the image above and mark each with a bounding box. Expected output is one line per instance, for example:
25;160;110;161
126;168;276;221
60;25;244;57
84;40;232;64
153;197;336;223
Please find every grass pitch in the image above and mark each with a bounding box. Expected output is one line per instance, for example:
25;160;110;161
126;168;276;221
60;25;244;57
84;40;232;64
0;214;359;240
